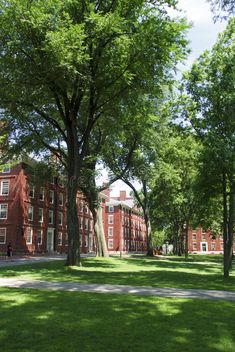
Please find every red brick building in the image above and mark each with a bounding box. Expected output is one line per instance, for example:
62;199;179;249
188;227;235;254
0;162;147;255
104;189;147;253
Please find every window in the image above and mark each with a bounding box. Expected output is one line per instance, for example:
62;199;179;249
58;212;63;226
59;193;64;206
0;204;8;219
85;235;88;247
202;234;206;241
108;239;113;249
38;208;43;223
192;234;197;241
39;187;45;201
28;205;34;221
108;227;113;237
0;228;6;244
84;218;88;230
85;205;89;214
58;232;62;246
109;205;114;212
37;229;43;245
26;227;32;244
80;202;84;213
2;167;10;173
108;215;113;224
29;185;35;198
211;243;216;251
1;181;9;195
48;210;54;224
49;190;54;204
193;243;197;251
79;217;83;230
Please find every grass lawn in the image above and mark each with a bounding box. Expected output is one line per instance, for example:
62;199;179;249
0;287;235;352
0;254;235;291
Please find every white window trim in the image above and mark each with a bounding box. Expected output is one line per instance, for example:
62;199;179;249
108;239;113;249
58;212;63;226
0;204;8;219
39;187;45;201
0;228;6;244
108;227;113;237
49;210;54;225
29;205;34;221
59;193;64;206
1;180;9;196
29;185;35;198
38;208;44;223
26;228;33;244
109;205;114;212
108;215;113;224
49;190;54;204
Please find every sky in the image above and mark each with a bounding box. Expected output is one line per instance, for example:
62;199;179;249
100;0;229;197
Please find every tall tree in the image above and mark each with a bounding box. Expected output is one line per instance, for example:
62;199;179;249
183;18;235;276
207;0;235;20
0;0;188;265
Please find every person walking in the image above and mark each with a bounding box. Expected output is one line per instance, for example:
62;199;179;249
7;242;13;260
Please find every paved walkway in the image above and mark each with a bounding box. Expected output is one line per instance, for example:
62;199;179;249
1;278;235;301
1;255;235;301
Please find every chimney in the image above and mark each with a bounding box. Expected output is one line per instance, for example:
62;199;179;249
102;183;110;200
119;190;126;201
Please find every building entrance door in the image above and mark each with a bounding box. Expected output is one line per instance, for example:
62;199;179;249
201;242;208;252
47;228;54;252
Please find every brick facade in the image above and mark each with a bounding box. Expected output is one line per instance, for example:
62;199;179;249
0;163;147;255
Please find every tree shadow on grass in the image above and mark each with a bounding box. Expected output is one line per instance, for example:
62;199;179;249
0;288;235;352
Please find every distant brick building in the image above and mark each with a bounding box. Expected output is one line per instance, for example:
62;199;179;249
188;227;235;254
0;162;147;255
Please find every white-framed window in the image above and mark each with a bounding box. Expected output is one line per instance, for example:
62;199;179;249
58;212;63;226
0;204;8;219
109;205;114;212
108;215;113;224
26;227;33;244
108;239;113;249
80;202;84;213
59;193;64;206
192;234;197;241
1;180;9;196
193;243;197;251
85;205;89;214
2;167;10;173
28;205;34;221
29;185;35;198
85;235;88;247
84;218;88;230
38;208;43;223
49;190;54;204
37;229;43;245
48;210;54;224
0;228;6;244
108;227;113;237
39;187;45;201
79;217;83;230
211;242;216;251
58;232;63;246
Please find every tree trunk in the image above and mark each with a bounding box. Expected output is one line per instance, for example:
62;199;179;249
223;172;230;278
66;176;81;266
92;204;109;257
145;213;153;256
228;177;234;272
184;222;189;259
